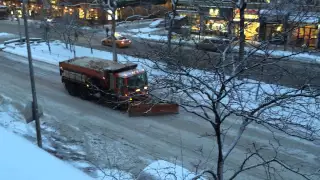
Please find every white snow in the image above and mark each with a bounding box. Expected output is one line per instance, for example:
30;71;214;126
0;126;94;180
123;32;168;41
0;94;134;180
237;46;320;63
97;168;134;180
81;26;93;30
122;31;320;63
0;32;16;38
2;40;144;65
128;27;162;33
136;160;205;180
70;161;134;180
0;95;31;136
149;19;164;28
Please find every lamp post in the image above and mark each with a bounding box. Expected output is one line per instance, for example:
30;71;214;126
22;0;42;148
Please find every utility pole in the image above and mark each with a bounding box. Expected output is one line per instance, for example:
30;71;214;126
22;0;42;148
111;7;118;62
238;0;246;64
109;0;118;62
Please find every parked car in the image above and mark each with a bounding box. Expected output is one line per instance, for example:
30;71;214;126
196;38;231;52
269;36;285;45
101;36;132;48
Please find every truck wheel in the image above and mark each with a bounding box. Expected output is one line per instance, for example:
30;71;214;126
79;86;90;100
65;82;77;96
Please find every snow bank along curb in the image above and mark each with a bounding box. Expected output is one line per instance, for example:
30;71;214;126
0;95;93;180
121;32;196;47
0;44;5;50
0;126;94;180
122;32;320;63
137;160;206;180
0;94;135;180
2;40;147;66
0;32;17;38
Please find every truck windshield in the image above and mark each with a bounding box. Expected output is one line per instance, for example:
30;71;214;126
127;73;147;88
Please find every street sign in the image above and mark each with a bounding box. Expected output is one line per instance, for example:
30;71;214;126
22;101;43;123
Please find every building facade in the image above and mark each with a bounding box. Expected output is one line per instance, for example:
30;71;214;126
1;0;168;23
173;0;320;48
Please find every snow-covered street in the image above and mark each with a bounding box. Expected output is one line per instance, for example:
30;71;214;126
0;90;133;180
0;49;319;179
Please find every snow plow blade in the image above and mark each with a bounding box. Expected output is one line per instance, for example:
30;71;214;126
128;102;179;117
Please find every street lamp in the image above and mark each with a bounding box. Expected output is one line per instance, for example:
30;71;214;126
22;0;42;148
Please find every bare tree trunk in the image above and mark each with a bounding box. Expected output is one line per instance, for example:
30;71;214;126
47;39;51;54
167;17;174;52
238;0;246;65
167;0;178;52
45;25;51;53
216;125;224;180
283;13;289;51
63;33;68;49
111;10;118;62
16;13;22;44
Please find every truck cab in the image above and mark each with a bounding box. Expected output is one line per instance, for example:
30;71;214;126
114;68;148;101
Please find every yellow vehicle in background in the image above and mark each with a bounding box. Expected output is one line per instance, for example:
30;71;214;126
101;35;132;48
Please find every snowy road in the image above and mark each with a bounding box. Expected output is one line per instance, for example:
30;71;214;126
1;20;320;91
0;51;319;179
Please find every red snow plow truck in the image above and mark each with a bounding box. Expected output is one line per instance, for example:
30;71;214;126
59;57;179;116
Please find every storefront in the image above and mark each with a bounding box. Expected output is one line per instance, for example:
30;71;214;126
289;15;319;48
258;9;288;42
234;9;260;40
176;9;200;33
202;7;233;37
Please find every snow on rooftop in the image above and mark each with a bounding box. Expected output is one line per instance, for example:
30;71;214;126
117;68;145;78
0;126;93;180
